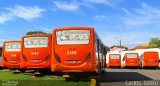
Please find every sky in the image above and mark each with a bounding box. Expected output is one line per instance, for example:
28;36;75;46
0;0;160;48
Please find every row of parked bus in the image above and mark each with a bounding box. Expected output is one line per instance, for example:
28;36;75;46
107;49;160;68
1;26;107;74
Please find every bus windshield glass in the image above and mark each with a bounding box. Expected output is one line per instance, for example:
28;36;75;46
56;30;90;45
110;55;120;59
5;42;21;51
24;37;48;48
127;53;137;58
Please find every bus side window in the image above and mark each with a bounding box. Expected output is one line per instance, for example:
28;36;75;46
99;42;102;58
97;39;100;60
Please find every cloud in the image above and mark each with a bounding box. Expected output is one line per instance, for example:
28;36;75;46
0;5;45;24
101;32;152;47
94;15;108;20
7;5;45;20
122;3;160;27
52;0;117;12
0;13;13;24
53;1;79;11
84;0;114;7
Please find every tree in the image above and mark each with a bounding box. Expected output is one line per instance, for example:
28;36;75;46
104;45;110;51
149;38;160;48
26;31;47;35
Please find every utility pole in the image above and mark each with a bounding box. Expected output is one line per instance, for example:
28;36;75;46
115;37;122;52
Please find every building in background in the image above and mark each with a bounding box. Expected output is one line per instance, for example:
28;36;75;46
110;45;128;52
130;44;149;50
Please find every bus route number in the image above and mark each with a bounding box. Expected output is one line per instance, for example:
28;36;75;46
67;51;77;55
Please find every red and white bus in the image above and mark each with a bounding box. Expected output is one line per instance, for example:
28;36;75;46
20;34;52;71
2;41;21;68
141;51;159;68
124;53;139;68
51;27;106;74
108;54;121;68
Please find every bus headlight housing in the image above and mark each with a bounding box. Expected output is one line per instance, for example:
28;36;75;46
85;52;91;62
22;55;27;62
55;53;61;63
3;57;7;62
44;54;50;61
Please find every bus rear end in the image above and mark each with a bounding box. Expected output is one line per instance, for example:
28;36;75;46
21;34;51;71
51;27;96;72
142;51;159;68
2;41;21;68
125;53;139;68
108;54;121;68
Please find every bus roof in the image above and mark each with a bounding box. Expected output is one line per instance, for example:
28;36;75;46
53;26;94;30
3;40;21;43
23;34;51;38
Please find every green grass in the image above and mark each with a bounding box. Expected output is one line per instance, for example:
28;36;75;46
0;70;90;86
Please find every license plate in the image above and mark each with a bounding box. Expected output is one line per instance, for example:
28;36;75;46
65;60;80;64
10;60;16;63
31;60;39;62
150;59;154;60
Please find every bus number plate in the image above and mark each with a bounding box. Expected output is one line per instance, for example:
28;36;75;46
31;59;39;62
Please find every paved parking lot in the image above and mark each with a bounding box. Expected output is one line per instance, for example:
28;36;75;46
100;68;160;86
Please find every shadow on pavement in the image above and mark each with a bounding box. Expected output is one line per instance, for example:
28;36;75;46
101;71;152;82
98;71;152;86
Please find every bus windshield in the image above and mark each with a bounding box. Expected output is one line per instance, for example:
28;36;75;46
127;53;137;58
5;42;21;51
110;55;120;59
24;37;48;48
56;30;90;45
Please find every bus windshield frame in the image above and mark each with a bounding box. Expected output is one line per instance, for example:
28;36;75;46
24;37;49;48
126;53;138;58
5;42;21;52
56;30;90;45
110;54;120;59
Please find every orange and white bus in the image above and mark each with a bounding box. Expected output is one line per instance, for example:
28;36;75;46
141;51;159;68
2;41;21;68
124;53;139;68
108;54;121;68
51;27;106;74
20;34;52;71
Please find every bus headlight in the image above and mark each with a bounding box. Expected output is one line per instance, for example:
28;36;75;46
3;57;8;62
44;54;50;61
55;53;61;63
85;52;91;62
22;55;27;62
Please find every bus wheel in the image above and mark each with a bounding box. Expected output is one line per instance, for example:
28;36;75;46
101;70;104;74
20;69;25;73
156;66;159;69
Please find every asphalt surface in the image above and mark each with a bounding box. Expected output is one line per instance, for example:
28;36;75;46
99;68;160;86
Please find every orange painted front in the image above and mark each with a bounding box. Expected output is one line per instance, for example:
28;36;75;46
142;52;159;67
20;34;51;69
108;54;121;67
51;27;98;72
2;41;21;68
125;53;139;67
